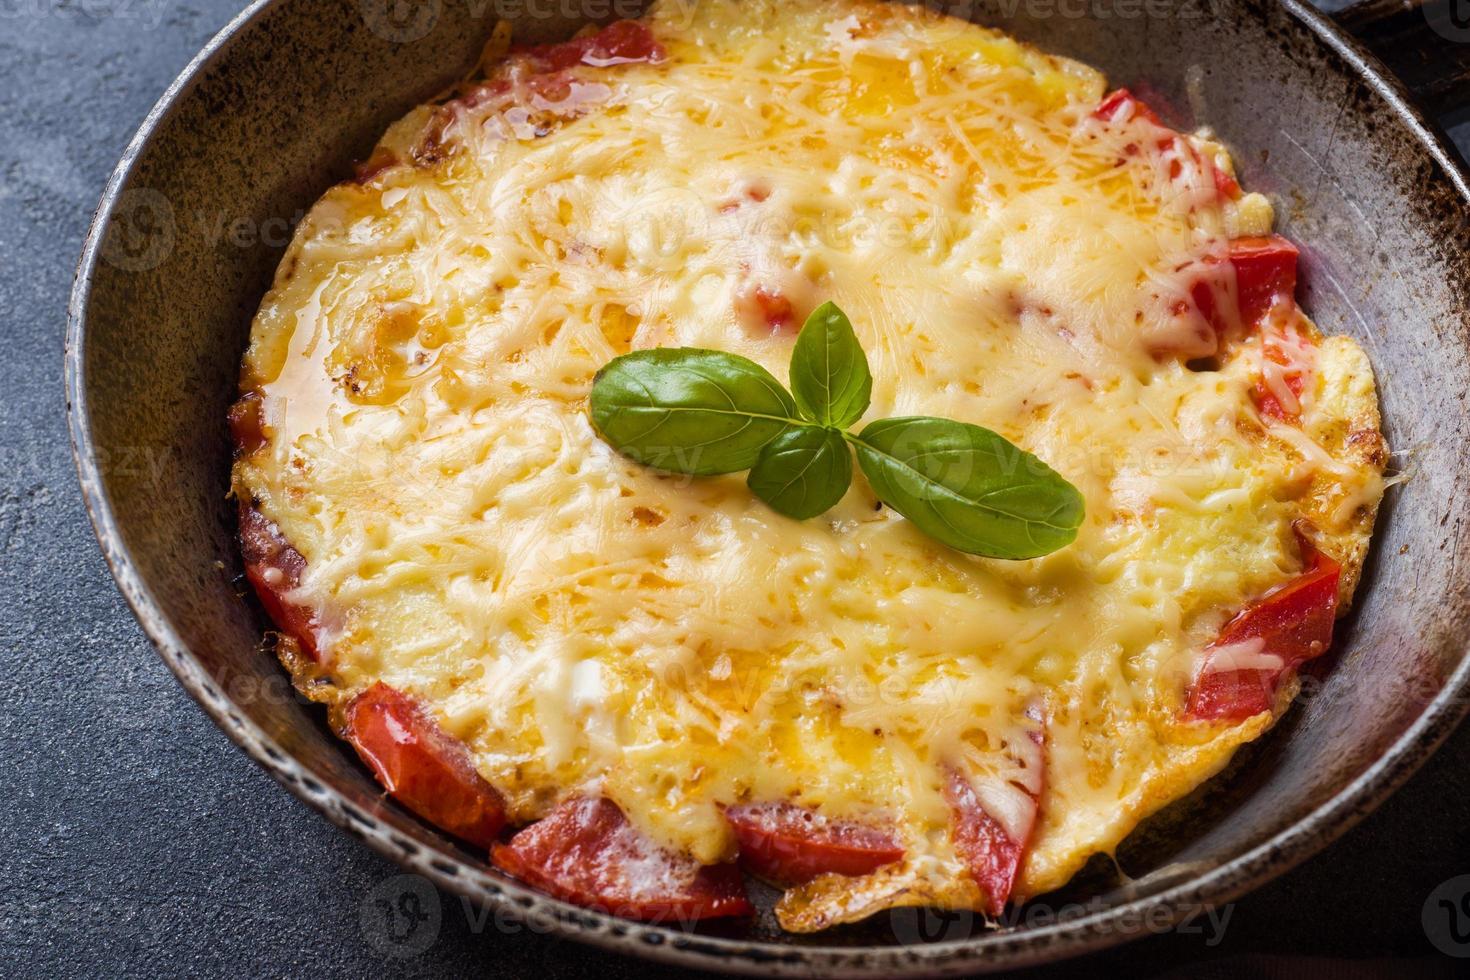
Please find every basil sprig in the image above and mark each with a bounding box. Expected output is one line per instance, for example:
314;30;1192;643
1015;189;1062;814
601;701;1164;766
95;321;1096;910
588;302;1084;558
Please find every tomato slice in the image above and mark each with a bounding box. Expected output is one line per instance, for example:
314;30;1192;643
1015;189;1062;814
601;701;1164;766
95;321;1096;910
238;503;320;661
1186;235;1300;341
343;683;507;848
1094;92;1295;357
1250;327;1311;424
1229;236;1299;327
944;712;1046;917
1213;165;1242;201
1186;531;1341;722
734;284;796;333
517;20;665;72
1095;89;1238;203
724;801;903;884
228;391;266;456
492;797;753;922
416;21;662;158
1094;88;1163;126
352;148;398;185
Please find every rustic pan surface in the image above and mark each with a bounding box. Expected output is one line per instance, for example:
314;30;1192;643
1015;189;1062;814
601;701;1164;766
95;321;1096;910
67;0;1470;973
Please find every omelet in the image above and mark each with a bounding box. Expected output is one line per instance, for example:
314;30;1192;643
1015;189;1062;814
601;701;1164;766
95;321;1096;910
229;0;1386;931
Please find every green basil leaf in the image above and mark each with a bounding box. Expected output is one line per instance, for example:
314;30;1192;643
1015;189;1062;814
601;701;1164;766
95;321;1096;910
590;348;800;475
850;416;1083;558
747;426;853;520
789;301;872;428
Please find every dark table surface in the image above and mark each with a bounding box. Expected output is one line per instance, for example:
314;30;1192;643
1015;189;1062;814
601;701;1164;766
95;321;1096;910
3;2;1469;977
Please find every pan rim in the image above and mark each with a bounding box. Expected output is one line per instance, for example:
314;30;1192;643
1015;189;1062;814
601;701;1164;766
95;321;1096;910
64;0;1470;973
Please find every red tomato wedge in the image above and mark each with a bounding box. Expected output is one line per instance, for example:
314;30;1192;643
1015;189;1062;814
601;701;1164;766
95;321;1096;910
734;284;797;333
1213;165;1242;201
343;683;507;848
1094;88;1162;126
353;148;399;185
516;20;665;71
492;797;753;922
238;503;320;661
724;802;904;884
1102;92;1302;363
418;20;662;155
944;712;1046;917
1186;235;1300;341
1186;532;1341;722
1251;329;1311;424
1094;89;1238;202
1229;236;1299;327
227;391;266;456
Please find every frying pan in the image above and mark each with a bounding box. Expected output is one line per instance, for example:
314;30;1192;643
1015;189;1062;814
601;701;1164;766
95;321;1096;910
66;0;1470;973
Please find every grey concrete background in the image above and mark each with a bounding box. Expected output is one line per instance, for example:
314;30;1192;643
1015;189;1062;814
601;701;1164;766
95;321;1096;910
3;1;1468;977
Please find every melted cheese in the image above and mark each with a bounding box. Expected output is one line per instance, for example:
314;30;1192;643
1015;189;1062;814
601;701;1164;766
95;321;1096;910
233;0;1385;924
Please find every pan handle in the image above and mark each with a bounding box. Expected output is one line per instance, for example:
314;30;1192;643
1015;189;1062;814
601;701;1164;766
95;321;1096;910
1335;0;1470;121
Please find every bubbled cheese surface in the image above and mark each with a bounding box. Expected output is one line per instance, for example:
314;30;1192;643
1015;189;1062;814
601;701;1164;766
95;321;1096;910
233;0;1385;925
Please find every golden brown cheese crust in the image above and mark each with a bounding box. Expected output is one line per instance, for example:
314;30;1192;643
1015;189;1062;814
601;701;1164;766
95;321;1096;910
1304;336;1386;608
231;0;1386;931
